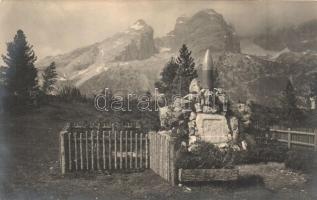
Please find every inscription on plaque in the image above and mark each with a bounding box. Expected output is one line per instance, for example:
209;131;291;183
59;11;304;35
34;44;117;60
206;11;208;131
196;114;230;144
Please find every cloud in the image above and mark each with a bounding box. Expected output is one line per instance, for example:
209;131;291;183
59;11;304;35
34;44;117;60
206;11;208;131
0;0;317;62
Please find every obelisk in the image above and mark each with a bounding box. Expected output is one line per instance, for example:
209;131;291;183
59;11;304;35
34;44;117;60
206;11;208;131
201;49;214;90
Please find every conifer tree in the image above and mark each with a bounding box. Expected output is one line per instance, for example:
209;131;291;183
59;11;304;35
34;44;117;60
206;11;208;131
213;67;220;88
154;57;178;101
172;44;197;96
42;62;58;94
2;30;38;103
280;79;301;123
309;73;317;97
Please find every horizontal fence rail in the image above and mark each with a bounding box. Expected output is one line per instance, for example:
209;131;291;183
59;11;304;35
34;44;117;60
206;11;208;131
149;132;177;186
60;127;149;174
269;126;317;151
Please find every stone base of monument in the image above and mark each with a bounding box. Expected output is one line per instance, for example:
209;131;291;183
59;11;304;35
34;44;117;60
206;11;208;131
178;168;239;183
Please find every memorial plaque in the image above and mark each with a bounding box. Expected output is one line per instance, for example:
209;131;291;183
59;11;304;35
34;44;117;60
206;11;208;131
196;114;230;144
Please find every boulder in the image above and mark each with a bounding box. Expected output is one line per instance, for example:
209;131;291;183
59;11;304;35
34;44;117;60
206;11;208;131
159;106;173;128
189;79;202;94
229;116;239;143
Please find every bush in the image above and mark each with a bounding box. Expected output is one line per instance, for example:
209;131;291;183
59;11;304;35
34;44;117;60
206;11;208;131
237;140;288;164
58;85;87;103
176;139;291;169
285;150;317;172
176;141;239;169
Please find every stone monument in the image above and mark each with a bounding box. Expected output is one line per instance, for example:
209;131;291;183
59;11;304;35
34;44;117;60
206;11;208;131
159;49;246;151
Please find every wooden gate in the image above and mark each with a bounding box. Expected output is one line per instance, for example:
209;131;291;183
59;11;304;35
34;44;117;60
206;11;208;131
60;124;149;174
148;132;177;185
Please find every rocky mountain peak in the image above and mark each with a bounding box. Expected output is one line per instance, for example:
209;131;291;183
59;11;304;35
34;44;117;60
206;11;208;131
155;9;240;57
129;19;148;31
114;19;157;61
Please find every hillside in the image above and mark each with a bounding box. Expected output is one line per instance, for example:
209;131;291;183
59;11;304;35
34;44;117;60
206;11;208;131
253;19;317;53
37;19;158;88
37;9;240;96
36;9;317;107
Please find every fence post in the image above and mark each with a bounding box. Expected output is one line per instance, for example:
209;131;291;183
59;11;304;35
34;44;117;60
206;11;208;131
68;132;72;171
85;131;89;170
114;131;117;170
120;131;123;169
60;130;67;175
169;136;176;186
74;132;78;171
96;131;100;170
80;132;83;170
125;131;128;169
135;133;138;169
140;133;143;169
91;131;94;171
108;131;112;170
145;134;148;169
288;128;291;149
103;131;106;170
314;129;317;151
130;131;133;169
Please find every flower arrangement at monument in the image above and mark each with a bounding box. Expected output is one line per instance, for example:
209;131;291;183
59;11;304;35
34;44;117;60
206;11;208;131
158;49;251;170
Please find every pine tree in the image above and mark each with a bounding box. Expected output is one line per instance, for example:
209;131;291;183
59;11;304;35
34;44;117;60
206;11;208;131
172;44;197;96
2;30;38;103
280;79;301;123
154;57;178;101
213;67;220;88
309;73;317;97
42;62;58;94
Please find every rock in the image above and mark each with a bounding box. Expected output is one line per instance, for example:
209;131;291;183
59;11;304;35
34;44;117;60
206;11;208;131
189;135;197;145
156;9;240;55
202;105;218;114
157;130;172;135
159;106;173;128
195;103;202;113
115;20;157;61
189;112;197;121
188;136;199;152
188;120;196;135
195;114;231;144
241;140;248;150
229;116;239;143
189;79;201;94
173;97;183;112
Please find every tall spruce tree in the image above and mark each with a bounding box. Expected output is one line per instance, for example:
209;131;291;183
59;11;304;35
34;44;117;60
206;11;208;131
280;79;301;123
172;44;197;96
42;62;58;94
2;30;38;103
213;67;220;88
309;73;317;97
154;57;178;102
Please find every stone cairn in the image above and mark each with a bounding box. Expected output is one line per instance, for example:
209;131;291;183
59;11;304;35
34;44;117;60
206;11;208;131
159;49;250;152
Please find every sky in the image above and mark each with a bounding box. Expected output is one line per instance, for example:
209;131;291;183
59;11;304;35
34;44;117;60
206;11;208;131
1;0;317;62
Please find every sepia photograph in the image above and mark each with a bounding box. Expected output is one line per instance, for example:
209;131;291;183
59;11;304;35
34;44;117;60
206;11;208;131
0;0;317;199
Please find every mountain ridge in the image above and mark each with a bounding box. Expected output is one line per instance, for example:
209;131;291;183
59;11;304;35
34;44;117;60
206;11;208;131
36;9;317;107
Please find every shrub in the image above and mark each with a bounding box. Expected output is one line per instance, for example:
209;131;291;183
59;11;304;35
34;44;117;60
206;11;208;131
176;141;238;169
176;139;291;169
285;149;317;172
237;140;288;164
58;85;87;103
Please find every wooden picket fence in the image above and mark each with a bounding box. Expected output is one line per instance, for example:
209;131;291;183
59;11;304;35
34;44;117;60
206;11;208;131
60;124;149;174
148;132;177;186
269;125;317;151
